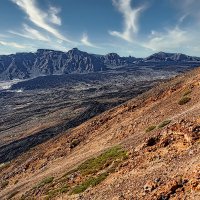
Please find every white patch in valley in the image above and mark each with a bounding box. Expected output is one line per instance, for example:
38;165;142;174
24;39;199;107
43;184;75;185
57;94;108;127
0;79;24;90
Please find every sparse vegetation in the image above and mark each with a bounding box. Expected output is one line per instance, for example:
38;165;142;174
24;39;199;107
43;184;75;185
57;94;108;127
59;185;69;193
24;146;128;199
70;139;80;148
158;120;171;128
68;146;127;194
178;96;191;105
183;89;192;96
0;162;10;172
46;189;60;199
7;191;19;199
71;172;108;194
146;125;156;133
45;185;69;200
36;177;54;188
1;180;9;189
76;146;128;175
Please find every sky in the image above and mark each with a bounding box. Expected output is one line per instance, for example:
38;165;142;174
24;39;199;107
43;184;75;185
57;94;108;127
0;0;200;57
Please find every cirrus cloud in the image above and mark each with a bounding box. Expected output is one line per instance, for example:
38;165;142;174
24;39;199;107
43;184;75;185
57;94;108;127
9;24;50;42
143;27;188;51
0;40;29;49
11;0;71;42
81;33;97;48
109;0;145;42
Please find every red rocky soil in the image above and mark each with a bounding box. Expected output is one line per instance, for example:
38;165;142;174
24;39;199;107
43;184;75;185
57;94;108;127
0;68;200;199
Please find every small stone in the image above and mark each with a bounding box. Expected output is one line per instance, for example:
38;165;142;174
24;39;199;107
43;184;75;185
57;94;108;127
154;178;161;183
144;181;156;192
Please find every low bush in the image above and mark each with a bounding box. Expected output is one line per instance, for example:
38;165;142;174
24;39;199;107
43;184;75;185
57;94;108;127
178;96;191;105
76;146;128;175
70;139;80;148
7;191;19;199
183;89;192;96
71;172;108;194
145;125;156;133
45;185;69;200
69;146;127;194
158;120;171;128
36;177;54;188
27;146;128;199
0;162;10;172
59;185;69;193
1;180;9;189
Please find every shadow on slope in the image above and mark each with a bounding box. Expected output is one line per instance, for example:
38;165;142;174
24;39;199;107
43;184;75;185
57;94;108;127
0;101;117;164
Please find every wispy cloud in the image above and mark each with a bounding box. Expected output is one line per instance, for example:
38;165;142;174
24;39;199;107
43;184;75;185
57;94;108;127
81;33;97;48
11;0;71;42
143;26;200;56
0;34;10;38
109;0;144;42
178;14;189;23
49;6;61;25
9;24;50;42
171;0;200;23
0;40;29;49
143;27;188;51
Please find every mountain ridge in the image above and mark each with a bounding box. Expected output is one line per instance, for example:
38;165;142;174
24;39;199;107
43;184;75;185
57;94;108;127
0;48;200;81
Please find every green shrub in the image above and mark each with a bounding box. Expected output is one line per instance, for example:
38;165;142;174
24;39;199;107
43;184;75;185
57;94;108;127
76;146;128;175
178;96;191;105
59;185;69;193
0;162;10;171
30;146;127;199
71;172;108;194
70;139;80;148
183;89;192;96
7;191;19;199
158;120;171;128
46;189;59;199
1;180;9;189
145;125;156;133
37;177;54;188
45;185;69;200
107;160;121;173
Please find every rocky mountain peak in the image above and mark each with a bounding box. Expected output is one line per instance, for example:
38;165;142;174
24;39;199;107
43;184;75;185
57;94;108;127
0;49;200;80
36;49;56;54
67;48;85;56
105;53;120;59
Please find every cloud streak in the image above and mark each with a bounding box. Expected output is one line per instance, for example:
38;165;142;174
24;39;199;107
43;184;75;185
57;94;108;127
49;6;61;25
171;0;200;24
81;33;97;48
0;40;28;49
9;24;50;42
109;0;144;42
11;0;71;42
143;27;188;51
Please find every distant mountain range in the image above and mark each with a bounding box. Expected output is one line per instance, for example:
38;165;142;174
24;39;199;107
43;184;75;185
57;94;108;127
0;48;200;80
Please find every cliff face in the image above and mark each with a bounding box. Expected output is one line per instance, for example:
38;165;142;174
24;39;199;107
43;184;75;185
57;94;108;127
0;67;200;199
0;48;107;80
0;48;200;81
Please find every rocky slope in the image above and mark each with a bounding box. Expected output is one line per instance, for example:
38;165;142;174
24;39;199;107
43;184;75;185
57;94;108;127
0;48;107;80
0;67;200;199
145;52;200;62
0;48;200;80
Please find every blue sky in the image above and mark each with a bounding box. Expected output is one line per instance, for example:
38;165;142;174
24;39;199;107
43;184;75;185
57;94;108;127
0;0;200;57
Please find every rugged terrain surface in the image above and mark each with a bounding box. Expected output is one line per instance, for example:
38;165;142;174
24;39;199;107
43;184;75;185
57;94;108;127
0;67;200;199
0;60;187;161
0;72;161;162
0;48;200;80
